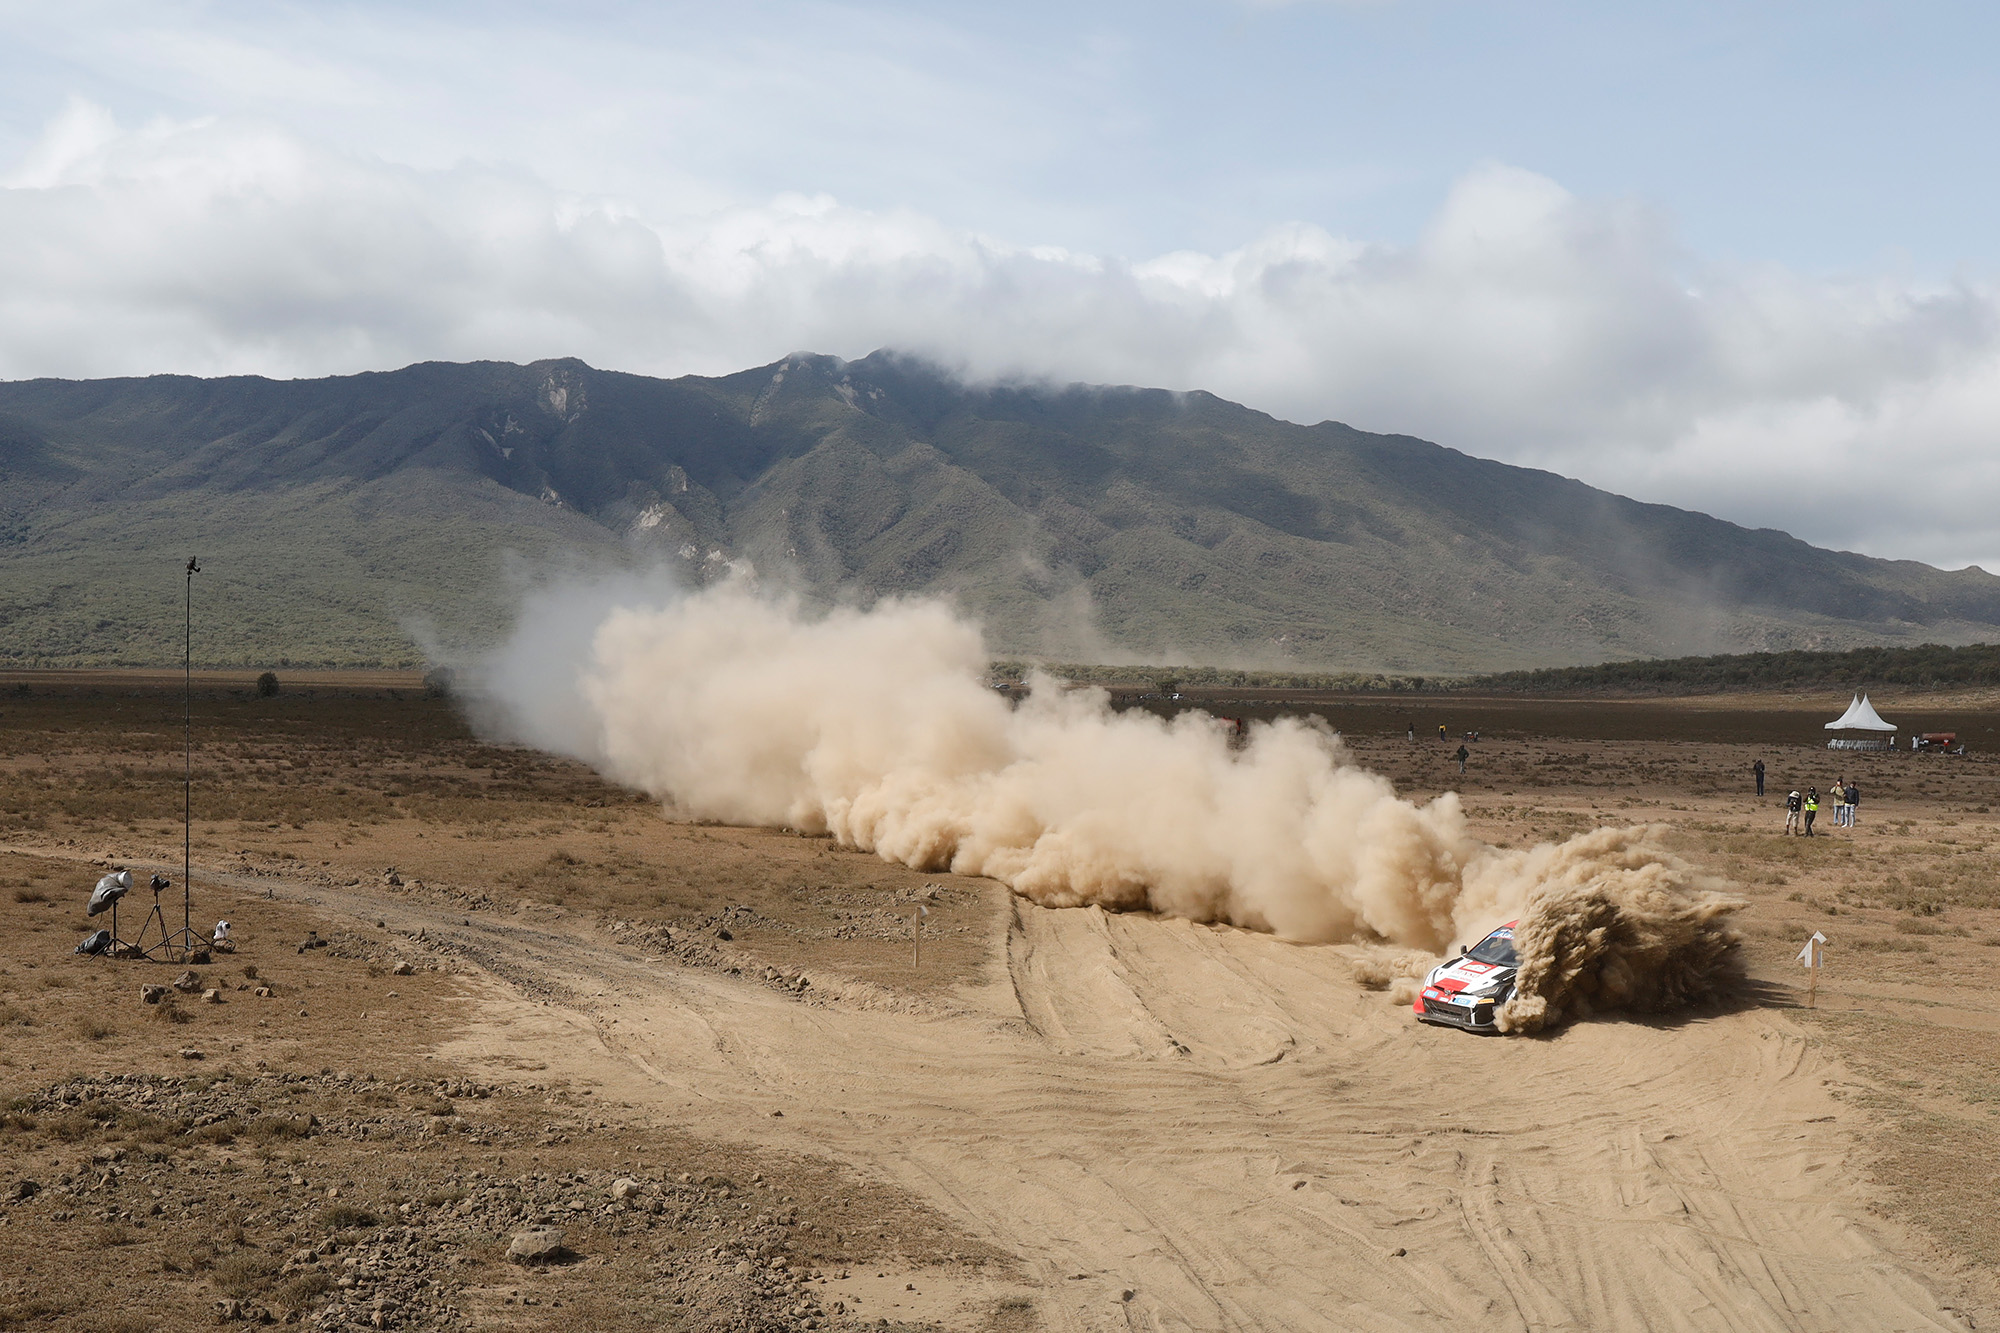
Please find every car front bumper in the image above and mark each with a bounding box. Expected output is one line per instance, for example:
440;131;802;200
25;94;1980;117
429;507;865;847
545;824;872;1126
1416;994;1501;1032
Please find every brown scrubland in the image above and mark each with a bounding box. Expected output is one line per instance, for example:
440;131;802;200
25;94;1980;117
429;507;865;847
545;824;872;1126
1;674;1997;1332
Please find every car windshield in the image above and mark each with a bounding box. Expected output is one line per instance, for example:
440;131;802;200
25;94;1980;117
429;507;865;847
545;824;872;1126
1467;933;1518;967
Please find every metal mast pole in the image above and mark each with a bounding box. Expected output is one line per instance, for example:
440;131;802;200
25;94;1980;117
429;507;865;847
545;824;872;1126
184;558;198;946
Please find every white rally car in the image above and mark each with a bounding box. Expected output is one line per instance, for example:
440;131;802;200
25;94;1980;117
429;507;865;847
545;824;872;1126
1412;922;1519;1033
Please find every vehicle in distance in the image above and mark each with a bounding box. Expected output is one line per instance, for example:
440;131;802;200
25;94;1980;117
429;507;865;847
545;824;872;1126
1413;922;1519;1033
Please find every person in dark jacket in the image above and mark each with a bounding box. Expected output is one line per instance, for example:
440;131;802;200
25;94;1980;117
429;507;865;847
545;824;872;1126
1785;789;1802;835
1754;759;1765;797
1846;781;1860;825
1454;743;1470;774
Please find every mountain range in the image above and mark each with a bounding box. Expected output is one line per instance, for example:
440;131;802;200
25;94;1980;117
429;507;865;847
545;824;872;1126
3;351;1998;672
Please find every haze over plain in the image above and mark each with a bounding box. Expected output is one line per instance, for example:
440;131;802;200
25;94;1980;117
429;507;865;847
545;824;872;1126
5;2;2000;575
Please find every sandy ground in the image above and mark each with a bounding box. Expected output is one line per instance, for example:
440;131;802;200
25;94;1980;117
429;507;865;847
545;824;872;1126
4;678;1999;1331
260;882;1988;1331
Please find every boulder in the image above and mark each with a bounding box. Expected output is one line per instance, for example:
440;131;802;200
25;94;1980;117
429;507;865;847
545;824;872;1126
171;970;202;993
505;1228;569;1265
391;961;414;977
610;1177;643;1201
140;984;169;1005
201;989;225;1005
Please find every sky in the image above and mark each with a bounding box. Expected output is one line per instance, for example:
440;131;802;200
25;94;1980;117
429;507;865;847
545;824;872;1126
3;0;1999;570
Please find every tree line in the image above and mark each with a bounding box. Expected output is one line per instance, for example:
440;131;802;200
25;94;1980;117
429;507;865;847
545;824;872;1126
1464;643;2000;695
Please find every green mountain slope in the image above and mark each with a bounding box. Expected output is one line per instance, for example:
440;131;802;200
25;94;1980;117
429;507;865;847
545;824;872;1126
3;352;1998;671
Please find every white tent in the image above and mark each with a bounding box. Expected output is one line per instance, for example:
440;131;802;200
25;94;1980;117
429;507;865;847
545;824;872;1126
1825;693;1896;731
1826;693;1897;749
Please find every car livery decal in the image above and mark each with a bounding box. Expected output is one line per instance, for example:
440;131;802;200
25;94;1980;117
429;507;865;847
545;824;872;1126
1412;921;1520;1026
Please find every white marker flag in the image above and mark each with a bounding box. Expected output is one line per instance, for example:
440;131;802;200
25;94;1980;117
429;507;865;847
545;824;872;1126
1797;931;1827;967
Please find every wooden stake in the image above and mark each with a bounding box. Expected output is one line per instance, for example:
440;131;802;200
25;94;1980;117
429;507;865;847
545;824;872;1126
913;909;921;969
1808;938;1820;1008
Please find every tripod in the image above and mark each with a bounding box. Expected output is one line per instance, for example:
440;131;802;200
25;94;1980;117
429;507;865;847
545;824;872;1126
108;894;139;958
90;893;134;959
135;875;173;960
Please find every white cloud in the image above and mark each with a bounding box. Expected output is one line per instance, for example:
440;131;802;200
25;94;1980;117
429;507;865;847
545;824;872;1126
4;106;2000;571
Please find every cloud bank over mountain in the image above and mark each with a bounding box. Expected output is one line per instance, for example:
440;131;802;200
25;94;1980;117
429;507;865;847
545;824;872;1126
4;100;1999;572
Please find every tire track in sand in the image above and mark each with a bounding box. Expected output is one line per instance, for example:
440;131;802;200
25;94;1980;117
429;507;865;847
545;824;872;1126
104;856;1972;1333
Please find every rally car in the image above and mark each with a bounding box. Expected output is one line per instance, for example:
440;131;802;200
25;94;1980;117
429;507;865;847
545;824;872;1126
1412;922;1519;1033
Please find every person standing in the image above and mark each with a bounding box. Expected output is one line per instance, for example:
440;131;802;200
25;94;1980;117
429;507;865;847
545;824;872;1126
1829;774;1847;826
1803;787;1819;836
1785;789;1802;835
1438;723;1448;743
1846;780;1861;826
1754;759;1766;797
1455;743;1470;775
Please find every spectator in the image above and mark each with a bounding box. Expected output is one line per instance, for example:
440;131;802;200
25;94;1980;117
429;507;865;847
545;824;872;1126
1454;743;1470;775
1846;780;1861;826
1785;789;1802;835
1754;759;1765;797
1803;787;1819;836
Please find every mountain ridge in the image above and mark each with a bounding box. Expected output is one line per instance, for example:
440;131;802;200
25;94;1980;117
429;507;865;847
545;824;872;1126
3;350;1997;671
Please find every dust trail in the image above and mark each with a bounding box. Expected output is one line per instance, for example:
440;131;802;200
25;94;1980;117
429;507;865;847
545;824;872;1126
1350;947;1436;1007
1496;831;1745;1033
471;576;1742;1010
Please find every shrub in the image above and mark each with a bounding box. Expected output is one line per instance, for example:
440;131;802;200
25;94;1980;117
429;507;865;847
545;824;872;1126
319;1204;378;1231
255;672;280;698
272;1272;334;1314
90;1222;136;1248
244;1113;313;1143
210;1251;278;1299
159;1236;217;1274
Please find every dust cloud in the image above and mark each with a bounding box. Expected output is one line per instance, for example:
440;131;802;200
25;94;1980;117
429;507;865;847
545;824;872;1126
472;577;1740;1018
1495;832;1745;1033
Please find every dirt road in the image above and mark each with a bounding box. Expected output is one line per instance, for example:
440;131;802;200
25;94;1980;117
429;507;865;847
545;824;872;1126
183;861;1961;1333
